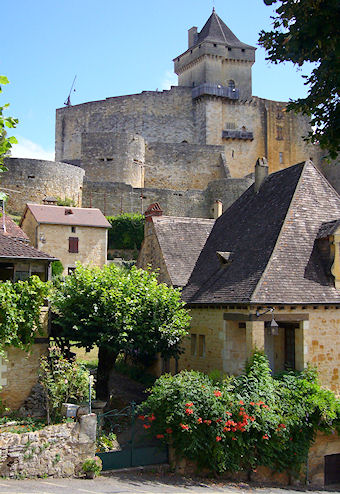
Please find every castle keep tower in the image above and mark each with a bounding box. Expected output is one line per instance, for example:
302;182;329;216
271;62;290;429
174;8;256;99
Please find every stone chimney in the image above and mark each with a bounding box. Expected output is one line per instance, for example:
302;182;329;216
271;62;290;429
188;27;198;48
144;202;163;222
254;157;269;193
213;200;223;219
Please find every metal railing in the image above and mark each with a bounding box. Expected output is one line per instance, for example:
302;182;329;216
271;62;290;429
222;129;254;140
192;83;239;100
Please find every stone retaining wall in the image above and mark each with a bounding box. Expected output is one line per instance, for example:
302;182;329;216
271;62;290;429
0;414;96;478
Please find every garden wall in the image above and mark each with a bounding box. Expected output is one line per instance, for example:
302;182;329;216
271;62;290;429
0;414;96;478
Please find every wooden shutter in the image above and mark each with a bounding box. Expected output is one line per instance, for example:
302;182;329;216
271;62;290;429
69;237;79;253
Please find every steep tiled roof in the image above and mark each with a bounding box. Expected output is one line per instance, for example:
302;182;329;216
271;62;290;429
183;161;340;305
196;10;255;49
1;216;29;240
22;204;111;228
153;216;215;287
0;235;56;260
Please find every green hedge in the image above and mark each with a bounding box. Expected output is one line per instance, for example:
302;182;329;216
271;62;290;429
106;213;144;250
139;353;340;476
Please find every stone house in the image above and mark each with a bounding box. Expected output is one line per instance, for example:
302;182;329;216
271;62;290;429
20;203;111;275
0;215;56;409
180;159;340;395
137;203;215;288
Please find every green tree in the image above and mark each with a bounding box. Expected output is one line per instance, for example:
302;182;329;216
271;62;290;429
0;276;50;355
259;0;340;159
0;76;18;168
50;264;191;400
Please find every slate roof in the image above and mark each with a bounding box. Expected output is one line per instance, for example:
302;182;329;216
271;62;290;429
196;9;255;49
0;234;56;261
183;161;340;305
22;204;111;229
152;216;215;287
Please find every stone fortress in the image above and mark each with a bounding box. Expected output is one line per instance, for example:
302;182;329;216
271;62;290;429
3;9;337;218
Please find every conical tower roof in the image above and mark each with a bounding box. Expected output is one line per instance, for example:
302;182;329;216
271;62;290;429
196;9;254;49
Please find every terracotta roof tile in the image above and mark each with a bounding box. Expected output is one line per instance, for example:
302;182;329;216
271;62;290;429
22;204;111;228
0;235;57;261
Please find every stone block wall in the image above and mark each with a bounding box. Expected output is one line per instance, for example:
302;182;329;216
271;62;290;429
144;142;227;190
3;158;84;215
0;414;97;478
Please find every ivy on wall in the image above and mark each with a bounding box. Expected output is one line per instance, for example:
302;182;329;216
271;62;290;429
106;213;144;250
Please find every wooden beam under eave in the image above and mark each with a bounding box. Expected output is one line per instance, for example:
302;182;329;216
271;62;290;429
223;313;309;322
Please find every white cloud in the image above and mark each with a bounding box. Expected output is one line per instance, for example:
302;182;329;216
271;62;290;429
11;137;55;161
160;70;177;90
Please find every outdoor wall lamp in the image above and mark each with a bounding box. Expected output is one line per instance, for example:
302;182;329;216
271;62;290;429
256;307;279;336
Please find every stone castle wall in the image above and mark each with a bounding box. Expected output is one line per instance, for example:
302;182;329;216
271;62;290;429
3;158;84;215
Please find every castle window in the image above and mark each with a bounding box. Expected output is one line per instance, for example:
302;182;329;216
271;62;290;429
228;47;232;51
232;149;235;158
228;80;235;89
214;43;217;47
28;175;35;179
277;109;283;120
242;48;245;52
69;237;79;253
279;152;284;164
107;158;113;161
198;335;206;357
225;122;236;130
276;126;284;140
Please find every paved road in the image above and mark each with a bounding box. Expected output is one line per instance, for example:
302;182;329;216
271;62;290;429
0;471;337;494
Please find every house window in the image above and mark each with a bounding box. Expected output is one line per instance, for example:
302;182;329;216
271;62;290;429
191;334;197;356
68;267;76;275
279;152;284;164
198;335;206;357
284;326;295;370
276;126;284;140
71;226;76;233
68;237;79;253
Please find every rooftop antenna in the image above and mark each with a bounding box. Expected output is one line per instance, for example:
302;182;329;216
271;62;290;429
64;75;77;106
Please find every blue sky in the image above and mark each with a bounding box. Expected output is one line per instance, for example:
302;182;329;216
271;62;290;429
2;0;312;160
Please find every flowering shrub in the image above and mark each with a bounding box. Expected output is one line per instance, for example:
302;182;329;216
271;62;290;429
139;353;340;475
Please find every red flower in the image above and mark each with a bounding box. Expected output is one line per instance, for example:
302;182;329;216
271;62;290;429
262;434;269;440
143;424;151;429
180;423;189;430
216;436;222;442
203;419;212;425
138;415;145;421
250;416;255;422
250;402;255;406
156;434;164;439
289;437;293;441
226;412;232;416
148;414;156;422
239;400;244;405
166;428;173;434
197;417;202;424
185;408;193;415
262;405;269;409
223;427;230;432
185;402;194;407
278;423;286;429
214;390;222;397
232;437;237;441
216;418;222;423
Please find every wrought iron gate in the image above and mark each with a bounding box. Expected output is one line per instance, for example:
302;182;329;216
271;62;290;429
96;402;168;471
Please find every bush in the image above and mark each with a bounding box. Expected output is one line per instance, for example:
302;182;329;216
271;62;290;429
82;457;102;477
106;213;144;250
51;260;64;278
39;346;93;423
56;197;76;207
139;353;340;475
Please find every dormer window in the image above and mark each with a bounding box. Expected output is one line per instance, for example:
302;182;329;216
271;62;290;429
216;251;233;266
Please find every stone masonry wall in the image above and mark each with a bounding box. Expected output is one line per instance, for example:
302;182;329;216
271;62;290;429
3;158;84;215
0;414;96;478
55;87;195;162
144;142;228;190
82;176;252;218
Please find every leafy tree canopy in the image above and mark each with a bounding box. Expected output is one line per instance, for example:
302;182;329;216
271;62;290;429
106;213;144;251
50;264;191;399
259;0;340;159
0;76;18;170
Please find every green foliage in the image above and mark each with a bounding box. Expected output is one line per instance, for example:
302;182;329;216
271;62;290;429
39;346;92;423
0;416;46;434
259;0;340;159
106;213;144;250
115;357;156;387
96;432;117;453
0;276;49;355
50;263;190;398
139;352;340;475
0;76;18;167
56;197;76;207
51;260;64;278
82;457;102;476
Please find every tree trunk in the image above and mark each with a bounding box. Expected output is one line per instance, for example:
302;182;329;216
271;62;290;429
96;346;117;401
